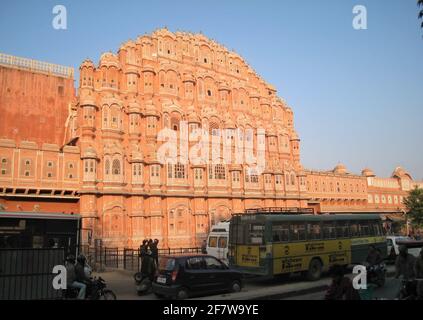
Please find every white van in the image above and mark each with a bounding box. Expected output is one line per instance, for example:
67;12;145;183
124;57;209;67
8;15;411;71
206;221;230;264
387;236;422;260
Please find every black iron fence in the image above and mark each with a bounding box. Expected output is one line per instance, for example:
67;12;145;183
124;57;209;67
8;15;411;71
0;248;65;300
80;245;202;272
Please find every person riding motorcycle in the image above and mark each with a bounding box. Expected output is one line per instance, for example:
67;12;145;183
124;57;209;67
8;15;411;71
414;249;423;299
325;264;361;300
65;254;86;300
366;245;383;266
395;245;416;280
75;254;91;299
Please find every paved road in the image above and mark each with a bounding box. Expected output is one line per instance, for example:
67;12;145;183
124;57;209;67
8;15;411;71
96;266;400;300
97;270;331;300
284;277;402;300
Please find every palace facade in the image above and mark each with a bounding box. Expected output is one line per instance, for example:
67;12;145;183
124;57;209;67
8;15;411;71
0;29;422;248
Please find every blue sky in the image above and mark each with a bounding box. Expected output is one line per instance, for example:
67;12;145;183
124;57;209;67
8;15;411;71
1;0;422;179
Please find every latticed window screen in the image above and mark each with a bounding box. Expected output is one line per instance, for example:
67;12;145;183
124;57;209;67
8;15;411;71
214;164;226;180
105;159;110;175
112;159;120;175
175;163;185;179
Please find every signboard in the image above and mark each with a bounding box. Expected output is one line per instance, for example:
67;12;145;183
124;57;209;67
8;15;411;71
236;245;260;267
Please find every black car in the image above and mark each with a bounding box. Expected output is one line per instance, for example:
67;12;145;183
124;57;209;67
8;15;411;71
152;254;243;299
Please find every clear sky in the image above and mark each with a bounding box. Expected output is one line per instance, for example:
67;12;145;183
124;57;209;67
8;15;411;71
1;0;422;179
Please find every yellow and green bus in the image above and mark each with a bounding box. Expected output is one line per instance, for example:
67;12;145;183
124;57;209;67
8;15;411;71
228;209;387;280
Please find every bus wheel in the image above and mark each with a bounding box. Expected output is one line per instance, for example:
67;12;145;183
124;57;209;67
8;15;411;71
306;259;322;281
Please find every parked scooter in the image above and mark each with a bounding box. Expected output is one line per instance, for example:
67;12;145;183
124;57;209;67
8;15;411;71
134;272;154;295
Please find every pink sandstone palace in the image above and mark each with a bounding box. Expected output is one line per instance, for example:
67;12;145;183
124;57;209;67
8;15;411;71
0;29;422;248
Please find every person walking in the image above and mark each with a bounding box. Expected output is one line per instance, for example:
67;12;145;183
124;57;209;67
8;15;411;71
201;240;207;254
151;239;159;269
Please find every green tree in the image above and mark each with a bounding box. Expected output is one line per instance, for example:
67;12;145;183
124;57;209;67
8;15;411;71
403;186;423;227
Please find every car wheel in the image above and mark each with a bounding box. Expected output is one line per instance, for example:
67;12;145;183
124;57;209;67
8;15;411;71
307;258;323;281
175;287;189;300
230;280;241;293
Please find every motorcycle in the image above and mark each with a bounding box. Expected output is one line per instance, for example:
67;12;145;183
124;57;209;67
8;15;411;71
366;262;386;288
63;276;117;300
398;279;423;300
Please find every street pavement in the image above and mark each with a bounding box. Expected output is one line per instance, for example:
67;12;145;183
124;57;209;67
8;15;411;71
95;265;399;301
284;277;402;300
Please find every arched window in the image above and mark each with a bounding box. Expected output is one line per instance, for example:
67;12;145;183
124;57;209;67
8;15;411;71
214;164;226;180
291;173;296;186
175;163;185;179
210;122;220;137
103;106;109;128
105;159;110;175
112;159;120;175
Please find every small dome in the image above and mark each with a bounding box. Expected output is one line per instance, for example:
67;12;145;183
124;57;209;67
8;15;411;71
128;101;142;114
290;131;300;141
99;52;120;68
392;166;412;179
82;146;97;159
224;117;236;129
361;168;375;177
182;73;195;84
80;59;94;69
333;163;348;174
131;150;143;162
187;106;200;124
218;82;230;92
145;103;158;117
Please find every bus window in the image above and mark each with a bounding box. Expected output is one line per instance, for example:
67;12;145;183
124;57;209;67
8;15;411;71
208;236;217;247
322;222;336;239
359;222;371;237
307;223;321;240
218;236;227;248
272;224;289;242
336;222;349;238
229;222;245;244
372;222;382;236
248;224;264;244
290;223;306;241
349;223;360;237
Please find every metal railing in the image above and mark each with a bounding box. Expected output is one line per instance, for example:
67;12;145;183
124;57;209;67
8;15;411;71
243;207;315;215
0;248;65;300
80;245;202;272
0;52;74;79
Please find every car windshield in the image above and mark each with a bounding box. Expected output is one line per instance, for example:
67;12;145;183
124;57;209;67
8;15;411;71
159;258;176;271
